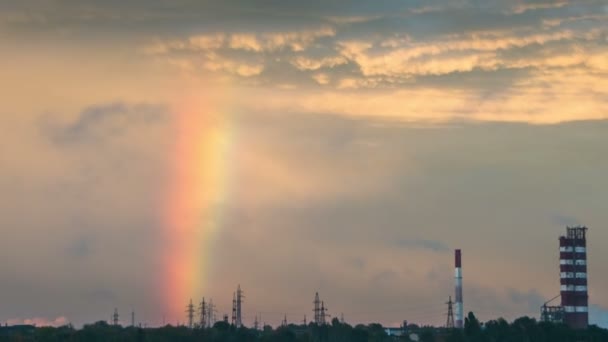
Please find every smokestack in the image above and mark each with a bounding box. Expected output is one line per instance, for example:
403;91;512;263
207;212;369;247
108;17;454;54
455;249;464;329
560;226;589;329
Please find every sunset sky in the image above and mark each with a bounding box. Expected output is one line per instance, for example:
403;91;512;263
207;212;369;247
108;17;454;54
1;0;608;328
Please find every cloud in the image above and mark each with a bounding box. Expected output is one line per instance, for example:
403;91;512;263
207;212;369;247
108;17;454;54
43;102;165;144
507;288;546;313
395;239;450;253
7;316;69;327
65;235;94;258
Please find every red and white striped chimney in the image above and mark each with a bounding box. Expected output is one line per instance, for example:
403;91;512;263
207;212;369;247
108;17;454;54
455;249;463;329
560;226;588;329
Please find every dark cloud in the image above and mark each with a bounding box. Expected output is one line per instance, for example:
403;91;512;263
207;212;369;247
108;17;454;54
65;235;95;258
42;102;166;145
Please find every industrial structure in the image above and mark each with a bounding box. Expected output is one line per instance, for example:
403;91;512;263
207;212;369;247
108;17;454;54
446;296;455;329
313;292;328;325
112;308;119;326
541;226;589;329
237;285;244;328
454;249;464;329
186;299;195;328
560;226;589;329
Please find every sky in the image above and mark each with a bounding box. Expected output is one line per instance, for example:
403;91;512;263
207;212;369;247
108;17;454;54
1;0;608;329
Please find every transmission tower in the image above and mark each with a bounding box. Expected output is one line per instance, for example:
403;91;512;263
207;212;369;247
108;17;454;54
207;299;216;326
131;310;135;327
186;299;195;329
446;296;455;329
303;315;307;326
313;292;320;324
320;301;327;325
231;292;237;326
282;314;287;327
236;285;244;328
113;308;119;326
254;314;259;330
200;298;207;328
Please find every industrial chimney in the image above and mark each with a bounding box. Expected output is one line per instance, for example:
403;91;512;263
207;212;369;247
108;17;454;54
455;249;464;329
559;226;589;329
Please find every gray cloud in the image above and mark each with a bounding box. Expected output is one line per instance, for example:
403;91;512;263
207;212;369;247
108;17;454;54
395;239;450;253
507;288;546;313
43;102;165;145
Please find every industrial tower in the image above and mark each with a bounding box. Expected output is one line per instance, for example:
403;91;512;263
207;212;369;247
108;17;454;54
454;249;464;329
313;293;320;324
560;226;589;329
231;293;237;326
186;299;195;329
200;298;207;328
236;285;244;328
446;296;455;329
112;308;119;326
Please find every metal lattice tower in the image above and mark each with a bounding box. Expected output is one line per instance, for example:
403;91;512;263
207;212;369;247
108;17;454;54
313;292;321;324
446;296;455;328
113;308;119;326
200;298;207;328
236;285;244;328
207;299;216;327
254;314;259;330
131;310;135;327
231;293;237;326
320;301;327;325
282;314;287;327
186;299;195;329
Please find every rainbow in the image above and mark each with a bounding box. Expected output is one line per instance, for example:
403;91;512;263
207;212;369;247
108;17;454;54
161;95;234;321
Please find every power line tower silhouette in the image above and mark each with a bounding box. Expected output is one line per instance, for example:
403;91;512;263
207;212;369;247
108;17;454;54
200;298;207;328
236;285;244;328
313;292;321;324
320;301;327;325
446;296;455;328
186;299;195;329
231;292;237;326
131;310;135;327
282;314;287;327
113;308;119;326
207;299;216;327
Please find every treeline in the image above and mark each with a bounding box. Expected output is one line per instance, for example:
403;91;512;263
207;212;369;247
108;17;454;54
2;312;608;342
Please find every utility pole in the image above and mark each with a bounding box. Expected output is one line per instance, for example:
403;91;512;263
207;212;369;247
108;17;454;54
446;296;455;329
113;308;119;326
303;315;307;326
